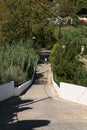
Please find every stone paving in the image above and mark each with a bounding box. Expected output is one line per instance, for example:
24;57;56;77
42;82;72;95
0;63;87;130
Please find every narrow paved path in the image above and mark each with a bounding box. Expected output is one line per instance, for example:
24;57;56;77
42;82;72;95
0;64;87;130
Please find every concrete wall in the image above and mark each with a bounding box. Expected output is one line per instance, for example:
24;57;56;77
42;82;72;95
0;81;14;101
52;77;60;95
0;69;35;101
52;79;87;106
15;68;35;96
60;82;87;105
14;80;31;96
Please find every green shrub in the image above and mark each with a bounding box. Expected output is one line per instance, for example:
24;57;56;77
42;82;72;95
83;46;87;55
1;66;27;86
51;26;87;87
59;26;87;46
50;42;87;87
0;41;38;86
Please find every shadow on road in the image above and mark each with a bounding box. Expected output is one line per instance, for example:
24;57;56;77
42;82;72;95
1;119;50;130
0;97;33;128
34;70;48;85
35;72;43;78
19;97;51;107
0;97;50;130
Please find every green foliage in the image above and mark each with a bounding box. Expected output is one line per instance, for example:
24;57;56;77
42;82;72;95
49;43;64;65
59;0;87;17
83;46;87;55
33;24;57;49
51;26;87;86
0;0;57;49
1;66;27;86
59;0;75;17
50;41;87;86
75;0;87;12
56;26;87;46
0;41;38;86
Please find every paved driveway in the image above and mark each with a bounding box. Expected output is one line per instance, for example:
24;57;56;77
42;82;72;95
0;64;87;130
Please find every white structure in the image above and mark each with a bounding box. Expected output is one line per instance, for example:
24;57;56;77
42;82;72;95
52;79;87;105
0;81;14;101
0;69;35;101
15;70;35;96
60;82;87;105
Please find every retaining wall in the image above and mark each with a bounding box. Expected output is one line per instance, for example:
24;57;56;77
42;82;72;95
52;77;60;95
0;81;14;101
52;79;87;105
0;69;35;101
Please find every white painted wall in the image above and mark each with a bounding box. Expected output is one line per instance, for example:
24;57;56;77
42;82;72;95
52;77;60;95
0;81;14;101
52;79;87;105
60;82;87;105
0;69;35;101
15;68;35;96
15;80;32;96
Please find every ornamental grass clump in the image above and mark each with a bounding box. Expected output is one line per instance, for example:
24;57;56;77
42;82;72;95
0;41;38;86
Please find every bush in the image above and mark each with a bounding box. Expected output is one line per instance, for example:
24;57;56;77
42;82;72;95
83;46;87;55
50;42;87;87
50;26;87;87
1;66;27;86
0;41;38;86
55;26;87;48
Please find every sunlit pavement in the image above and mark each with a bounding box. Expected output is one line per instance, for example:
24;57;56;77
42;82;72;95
0;63;87;130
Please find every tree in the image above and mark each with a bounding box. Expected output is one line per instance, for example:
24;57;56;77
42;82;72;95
59;0;75;17
0;0;11;42
59;0;87;17
74;0;87;13
0;0;57;49
1;0;43;41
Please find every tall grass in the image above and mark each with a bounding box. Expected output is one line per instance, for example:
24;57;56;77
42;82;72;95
0;41;38;86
